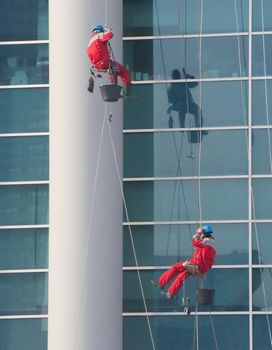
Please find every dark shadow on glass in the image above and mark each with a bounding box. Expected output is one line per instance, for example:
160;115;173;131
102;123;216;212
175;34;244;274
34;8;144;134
167;68;208;143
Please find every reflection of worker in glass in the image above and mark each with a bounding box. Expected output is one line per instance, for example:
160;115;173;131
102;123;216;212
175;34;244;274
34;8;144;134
167;68;203;132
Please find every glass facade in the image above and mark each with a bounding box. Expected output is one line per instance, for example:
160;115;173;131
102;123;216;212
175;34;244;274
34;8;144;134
123;1;272;350
0;0;48;349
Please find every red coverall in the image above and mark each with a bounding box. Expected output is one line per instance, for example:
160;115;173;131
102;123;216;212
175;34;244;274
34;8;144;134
87;29;131;87
158;234;216;297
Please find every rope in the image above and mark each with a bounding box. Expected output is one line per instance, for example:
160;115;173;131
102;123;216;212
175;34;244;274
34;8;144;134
209;311;219;350
105;0;108;27
105;103;156;350
73;108;107;350
234;0;272;346
258;1;272;344
260;0;272;172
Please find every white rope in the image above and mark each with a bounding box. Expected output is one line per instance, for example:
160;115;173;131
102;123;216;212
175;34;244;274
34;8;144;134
250;3;272;346
252;197;272;347
194;1;204;349
73;109;107;350
260;0;272;172
197;0;203;227
105;0;108;28
234;0;272;346
209;311;219;350
105;104;156;350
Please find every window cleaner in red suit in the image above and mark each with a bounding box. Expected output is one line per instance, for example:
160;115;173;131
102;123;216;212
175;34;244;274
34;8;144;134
87;25;132;96
151;225;216;299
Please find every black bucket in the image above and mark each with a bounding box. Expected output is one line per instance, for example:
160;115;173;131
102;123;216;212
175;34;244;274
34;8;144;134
196;287;215;305
100;84;122;102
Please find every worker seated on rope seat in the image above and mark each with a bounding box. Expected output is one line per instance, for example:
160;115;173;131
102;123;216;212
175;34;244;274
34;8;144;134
87;25;132;96
151;225;216;299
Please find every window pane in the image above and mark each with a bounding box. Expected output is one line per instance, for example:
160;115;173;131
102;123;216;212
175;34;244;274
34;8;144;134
253;316;272;350
253;0;272;32
0;0;48;41
0;44;48;85
124;130;248;177
252;179;272;220
124;81;248;129
124;0;248;36
0;185;48;225
252;129;272;174
0;273;47;315
252;80;272;125
124;179;248;222
124;315;248;350
123;268;248;312
252;35;272;76
0;229;48;269
0;319;47;350
0;137;48;181
0;88;49;133
252;223;272;265
124;37;248;81
123;223;248;266
252;268;272;311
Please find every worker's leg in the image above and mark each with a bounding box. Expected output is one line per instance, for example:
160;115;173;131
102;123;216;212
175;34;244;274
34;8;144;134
168;270;190;296
111;61;131;86
158;262;185;288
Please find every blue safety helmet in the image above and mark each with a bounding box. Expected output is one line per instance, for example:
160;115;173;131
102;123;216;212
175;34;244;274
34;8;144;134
202;225;213;234
92;25;105;33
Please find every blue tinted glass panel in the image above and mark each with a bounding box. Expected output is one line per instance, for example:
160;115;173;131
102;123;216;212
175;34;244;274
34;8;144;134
123;268;248;312
124;37;248;81
124;179;248;222
252;35;272;76
252;129;272;174
0;0;48;41
252;179;272;219
252;80;272;125
252;223;272;264
0;273;47;315
0;229;48;269
253;0;272;32
124;130;248;177
123;315;248;350
0;137;48;181
0;185;48;225
124;0;248;36
0;319;47;350
0;88;48;133
124;223;248;266
252;268;272;311
124;81;248;129
0;44;48;85
253;316;272;350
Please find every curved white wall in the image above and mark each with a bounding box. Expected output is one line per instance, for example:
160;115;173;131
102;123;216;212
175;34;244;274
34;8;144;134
48;0;123;349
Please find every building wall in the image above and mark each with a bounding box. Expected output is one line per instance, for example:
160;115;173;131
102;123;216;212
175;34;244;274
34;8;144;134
122;1;272;349
0;0;49;349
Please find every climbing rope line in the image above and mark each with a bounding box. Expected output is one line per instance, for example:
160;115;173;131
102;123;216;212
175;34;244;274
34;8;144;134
260;0;272;172
105;0;108;27
234;0;272;346
105;103;156;350
209;310;219;350
255;1;272;345
73;108;107;350
196;0;203;227
154;0;196;260
252;197;272;347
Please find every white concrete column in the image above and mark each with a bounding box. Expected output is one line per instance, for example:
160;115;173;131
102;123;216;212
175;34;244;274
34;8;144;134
48;1;123;349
